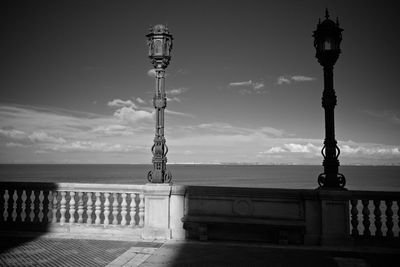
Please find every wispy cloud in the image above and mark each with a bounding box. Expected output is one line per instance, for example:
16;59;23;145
108;98;156;125
261;143;321;154
340;144;400;157
260;127;286;137
229;80;265;93
277;75;316;85
167;87;189;96
147;69;156;77
259;141;400;164
277;76;291;85
136;97;146;104
167;97;181;102
229;80;253;87
253;82;265;90
43;141;142;153
108;97;192;123
291;75;316;82
165;109;194;117
113;106;154;124
29;131;66;144
263;146;286;154
164;87;190;103
364;110;400;125
108;99;137;108
91;125;134;136
0;129;26;140
6;142;29;148
176;123;286;139
0;128;66;144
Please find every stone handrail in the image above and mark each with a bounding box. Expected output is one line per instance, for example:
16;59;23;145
1;182;145;229
349;190;400;238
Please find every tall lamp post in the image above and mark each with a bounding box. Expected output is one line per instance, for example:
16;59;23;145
313;9;346;189
146;24;173;183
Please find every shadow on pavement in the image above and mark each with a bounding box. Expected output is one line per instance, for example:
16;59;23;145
144;240;400;267
0;182;58;254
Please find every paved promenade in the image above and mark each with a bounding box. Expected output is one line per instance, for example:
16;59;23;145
0;235;399;267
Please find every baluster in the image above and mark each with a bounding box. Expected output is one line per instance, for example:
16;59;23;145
104;193;110;226
3;190;9;221
373;200;382;236
52;192;58;223
29;190;36;222
350;199;359;236
385;200;394;237
38;191;44;222
47;191;53;222
21;190;27;222
12;190;18;222
362;199;371;236
112;193;119;225
397;200;400;237
77;192;84;223
95;192;101;225
139;192;145;228
60;191;66;225
69;192;76;223
86;192;93;224
129;193;135;227
121;193;127;226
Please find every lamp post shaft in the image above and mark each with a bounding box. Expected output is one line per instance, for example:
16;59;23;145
148;68;171;184
155;69;166;137
323;66;336;143
321;65;342;187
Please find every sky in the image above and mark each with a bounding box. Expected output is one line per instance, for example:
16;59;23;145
0;0;399;165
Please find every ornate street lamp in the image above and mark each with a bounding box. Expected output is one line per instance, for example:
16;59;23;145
313;9;346;189
146;24;173;183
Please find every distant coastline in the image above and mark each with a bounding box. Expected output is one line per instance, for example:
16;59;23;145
1;163;399;166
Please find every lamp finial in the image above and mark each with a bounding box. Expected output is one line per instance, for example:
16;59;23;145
325;8;330;19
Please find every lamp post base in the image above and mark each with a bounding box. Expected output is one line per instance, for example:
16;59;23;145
147;169;172;184
317;172;346;189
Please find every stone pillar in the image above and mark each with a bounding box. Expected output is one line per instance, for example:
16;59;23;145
142;183;172;239
319;190;351;245
169;185;186;239
303;194;321;245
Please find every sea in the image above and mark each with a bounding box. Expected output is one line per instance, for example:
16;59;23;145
0;164;399;192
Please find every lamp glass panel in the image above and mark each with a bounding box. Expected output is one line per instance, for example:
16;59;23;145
154;39;163;56
324;40;332;51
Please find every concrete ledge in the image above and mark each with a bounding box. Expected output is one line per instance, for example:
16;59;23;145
46;224;144;240
142;227;171;240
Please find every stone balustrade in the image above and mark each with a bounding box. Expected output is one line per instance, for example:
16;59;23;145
1;181;400;246
349;190;400;238
0;182;145;236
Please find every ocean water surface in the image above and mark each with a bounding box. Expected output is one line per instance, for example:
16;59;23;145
0;164;399;191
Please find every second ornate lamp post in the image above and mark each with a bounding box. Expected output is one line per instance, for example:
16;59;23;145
146;24;173;183
313;9;346;189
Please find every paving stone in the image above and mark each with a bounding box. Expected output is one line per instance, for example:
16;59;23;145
0;237;161;267
123;253;152;267
334;257;370;267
